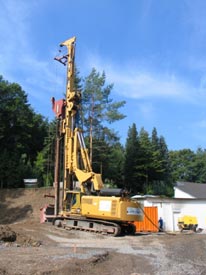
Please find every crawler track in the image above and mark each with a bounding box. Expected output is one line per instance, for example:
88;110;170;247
53;217;122;236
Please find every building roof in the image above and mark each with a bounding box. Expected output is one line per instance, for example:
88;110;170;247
175;181;206;199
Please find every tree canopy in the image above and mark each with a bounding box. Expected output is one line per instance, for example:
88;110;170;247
0;76;49;187
1;72;206;194
124;124;173;196
82;68;125;142
81;68;126;183
169;148;206;183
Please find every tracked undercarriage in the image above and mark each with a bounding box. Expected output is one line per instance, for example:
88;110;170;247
53;216;136;237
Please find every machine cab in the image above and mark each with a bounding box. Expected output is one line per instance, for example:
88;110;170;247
64;191;81;215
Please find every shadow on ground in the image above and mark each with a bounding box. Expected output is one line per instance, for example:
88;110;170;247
0;188;54;224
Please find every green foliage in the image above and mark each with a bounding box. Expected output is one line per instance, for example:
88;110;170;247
82;68;126;141
84;136;124;186
81;68;126;184
32;120;56;187
0;76;49;187
169;149;195;182
104;142;125;187
124;123;141;191
124;124;173;196
193;148;206;182
169;148;206;183
33;151;53;187
3;69;206;196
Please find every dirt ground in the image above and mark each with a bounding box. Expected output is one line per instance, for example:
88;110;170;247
1;188;206;275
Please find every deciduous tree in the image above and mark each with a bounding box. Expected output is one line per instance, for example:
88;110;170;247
0;76;49;187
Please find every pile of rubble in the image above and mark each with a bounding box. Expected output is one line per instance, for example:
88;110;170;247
0;225;16;242
0;225;41;247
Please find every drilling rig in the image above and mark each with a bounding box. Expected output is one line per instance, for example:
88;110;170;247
41;37;143;236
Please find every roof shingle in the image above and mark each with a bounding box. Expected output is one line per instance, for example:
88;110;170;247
175;182;206;198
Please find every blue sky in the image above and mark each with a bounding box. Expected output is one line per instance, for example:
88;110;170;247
1;0;206;151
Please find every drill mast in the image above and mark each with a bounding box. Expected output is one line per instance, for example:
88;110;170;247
53;37;103;201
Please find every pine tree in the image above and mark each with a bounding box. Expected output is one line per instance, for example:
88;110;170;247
138;127;153;193
151;130;173;196
124;123;142;193
82;68;126;182
193;148;206;182
169;149;195;182
82;68;125;143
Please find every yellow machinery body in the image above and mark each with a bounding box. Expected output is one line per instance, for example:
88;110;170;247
82;195;143;221
178;215;198;231
47;36;143;236
62;191;143;222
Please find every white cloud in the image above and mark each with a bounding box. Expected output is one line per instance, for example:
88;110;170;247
0;0;63;103
112;72;194;101
84;53;197;103
1;0;206;124
138;102;156;121
0;1;32;66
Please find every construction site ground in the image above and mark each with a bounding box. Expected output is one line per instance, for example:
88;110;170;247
1;188;206;275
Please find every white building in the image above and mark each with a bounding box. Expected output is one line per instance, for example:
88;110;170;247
134;182;206;232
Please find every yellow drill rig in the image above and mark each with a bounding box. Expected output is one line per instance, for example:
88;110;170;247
42;37;143;236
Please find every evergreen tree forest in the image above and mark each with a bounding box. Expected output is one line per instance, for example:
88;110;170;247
1;73;206;197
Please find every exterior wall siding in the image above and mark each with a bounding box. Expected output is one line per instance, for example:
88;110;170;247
137;198;206;232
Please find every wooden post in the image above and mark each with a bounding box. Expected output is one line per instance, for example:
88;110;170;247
54;120;60;216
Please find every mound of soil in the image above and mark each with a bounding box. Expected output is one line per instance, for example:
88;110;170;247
0;225;16;242
0;187;54;224
1;188;206;275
